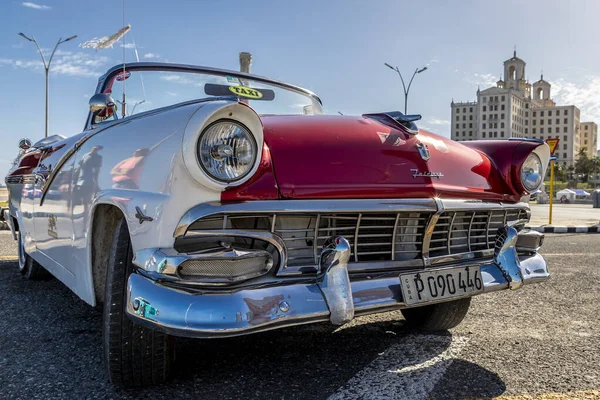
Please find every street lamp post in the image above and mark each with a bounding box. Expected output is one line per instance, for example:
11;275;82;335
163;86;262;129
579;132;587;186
18;33;77;138
384;63;428;114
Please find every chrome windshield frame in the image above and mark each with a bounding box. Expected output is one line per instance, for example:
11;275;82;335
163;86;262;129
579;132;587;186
85;62;323;131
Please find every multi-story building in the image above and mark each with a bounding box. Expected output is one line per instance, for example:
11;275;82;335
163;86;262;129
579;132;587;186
580;122;598;158
451;52;596;166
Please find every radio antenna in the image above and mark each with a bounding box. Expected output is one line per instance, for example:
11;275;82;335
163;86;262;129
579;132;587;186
121;0;126;117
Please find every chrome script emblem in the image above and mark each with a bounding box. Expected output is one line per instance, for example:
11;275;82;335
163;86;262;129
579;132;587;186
416;143;430;161
410;169;444;180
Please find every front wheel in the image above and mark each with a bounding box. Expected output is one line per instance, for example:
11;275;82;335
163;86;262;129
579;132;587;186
401;297;471;331
102;219;175;387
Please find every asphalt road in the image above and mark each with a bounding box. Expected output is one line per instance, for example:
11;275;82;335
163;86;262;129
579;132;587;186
0;231;599;400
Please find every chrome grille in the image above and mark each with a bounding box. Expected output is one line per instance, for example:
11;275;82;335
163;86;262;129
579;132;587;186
185;206;529;271
188;212;430;266
429;209;528;257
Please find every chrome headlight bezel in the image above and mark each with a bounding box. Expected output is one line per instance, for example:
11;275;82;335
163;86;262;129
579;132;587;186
520;152;543;193
196;119;258;184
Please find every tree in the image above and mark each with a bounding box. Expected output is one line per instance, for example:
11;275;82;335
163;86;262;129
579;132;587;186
566;164;576;187
575;147;590;182
555;163;566;182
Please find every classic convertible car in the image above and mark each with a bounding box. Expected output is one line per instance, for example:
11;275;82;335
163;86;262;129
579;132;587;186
5;62;550;387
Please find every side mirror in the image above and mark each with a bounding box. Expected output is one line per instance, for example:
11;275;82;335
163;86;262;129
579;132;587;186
89;93;117;123
18;138;32;150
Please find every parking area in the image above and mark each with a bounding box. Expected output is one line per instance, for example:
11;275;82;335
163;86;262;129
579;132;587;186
0;231;599;399
528;203;600;227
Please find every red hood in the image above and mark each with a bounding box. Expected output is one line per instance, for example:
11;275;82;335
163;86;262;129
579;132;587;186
253;115;520;201
222;115;547;203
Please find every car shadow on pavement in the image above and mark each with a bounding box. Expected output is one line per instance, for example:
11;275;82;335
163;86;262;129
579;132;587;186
166;323;447;398
0;260;505;399
428;359;507;399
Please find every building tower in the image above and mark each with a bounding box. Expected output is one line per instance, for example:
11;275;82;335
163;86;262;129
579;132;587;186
532;74;551;100
503;51;526;91
532;74;555;107
496;76;504;89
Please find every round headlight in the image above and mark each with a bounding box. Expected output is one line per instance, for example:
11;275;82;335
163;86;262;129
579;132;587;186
197;120;258;183
520;153;543;192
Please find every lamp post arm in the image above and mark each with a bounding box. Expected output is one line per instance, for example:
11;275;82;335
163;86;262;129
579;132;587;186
47;38;63;70
395;67;408;96
30;35;48;70
394;67;409;114
406;68;419;98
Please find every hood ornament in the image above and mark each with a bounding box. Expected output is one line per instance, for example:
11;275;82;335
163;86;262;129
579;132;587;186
416;143;430;161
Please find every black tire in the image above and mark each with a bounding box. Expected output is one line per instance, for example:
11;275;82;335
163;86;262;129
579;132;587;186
103;219;174;387
401;297;471;331
17;230;52;280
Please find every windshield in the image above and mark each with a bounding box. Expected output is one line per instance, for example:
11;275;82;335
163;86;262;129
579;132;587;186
99;68;323;119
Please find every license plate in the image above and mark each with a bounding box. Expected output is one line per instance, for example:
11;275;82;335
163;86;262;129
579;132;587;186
400;266;483;306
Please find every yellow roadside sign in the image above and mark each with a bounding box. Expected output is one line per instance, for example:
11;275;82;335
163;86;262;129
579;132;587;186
546;138;560;156
545;138;560;225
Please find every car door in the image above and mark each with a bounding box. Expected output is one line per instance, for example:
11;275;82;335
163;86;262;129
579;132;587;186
33;154;77;273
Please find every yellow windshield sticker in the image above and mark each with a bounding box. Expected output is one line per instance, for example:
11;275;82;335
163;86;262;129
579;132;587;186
228;85;264;99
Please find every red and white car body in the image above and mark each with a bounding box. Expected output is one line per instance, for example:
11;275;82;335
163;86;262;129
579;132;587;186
5;63;550;385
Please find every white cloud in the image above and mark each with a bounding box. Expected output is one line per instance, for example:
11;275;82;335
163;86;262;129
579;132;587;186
143;53;160;59
22;2;51;10
120;43;136;49
464;73;497;88
553;76;600;124
426;56;439;66
53;49;72;57
14;59;44;69
426;117;450;126
9;52;110;78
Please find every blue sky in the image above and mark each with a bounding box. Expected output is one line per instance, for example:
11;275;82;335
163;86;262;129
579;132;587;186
1;0;600;179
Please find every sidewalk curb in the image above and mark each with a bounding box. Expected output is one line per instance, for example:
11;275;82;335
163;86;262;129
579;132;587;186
526;225;600;233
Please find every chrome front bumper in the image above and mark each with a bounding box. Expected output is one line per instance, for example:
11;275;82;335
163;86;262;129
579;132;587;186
125;227;549;338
